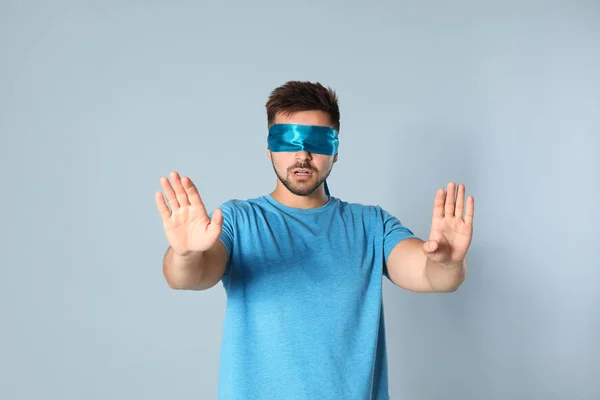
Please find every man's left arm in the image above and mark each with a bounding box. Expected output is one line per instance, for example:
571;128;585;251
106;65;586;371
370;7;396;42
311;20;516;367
386;182;474;293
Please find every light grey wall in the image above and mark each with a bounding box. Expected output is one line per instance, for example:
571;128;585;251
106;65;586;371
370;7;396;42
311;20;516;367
1;1;598;399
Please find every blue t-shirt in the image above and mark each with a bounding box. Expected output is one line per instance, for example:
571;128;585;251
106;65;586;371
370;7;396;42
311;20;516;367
214;194;415;399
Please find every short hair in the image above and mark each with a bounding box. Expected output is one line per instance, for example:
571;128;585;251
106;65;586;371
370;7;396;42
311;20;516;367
265;81;340;132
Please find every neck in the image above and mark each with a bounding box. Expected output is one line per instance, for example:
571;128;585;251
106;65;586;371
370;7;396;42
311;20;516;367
270;182;329;209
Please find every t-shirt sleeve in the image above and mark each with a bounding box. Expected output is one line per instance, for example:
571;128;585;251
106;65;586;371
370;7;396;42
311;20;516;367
209;200;235;279
381;207;417;280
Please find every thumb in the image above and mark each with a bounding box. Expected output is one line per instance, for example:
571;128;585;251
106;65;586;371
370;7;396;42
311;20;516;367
423;240;438;255
207;208;224;238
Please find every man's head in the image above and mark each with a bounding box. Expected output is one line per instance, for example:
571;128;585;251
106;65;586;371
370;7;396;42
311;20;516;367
265;81;340;197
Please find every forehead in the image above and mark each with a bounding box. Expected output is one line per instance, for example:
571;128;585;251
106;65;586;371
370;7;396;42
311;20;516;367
273;110;332;127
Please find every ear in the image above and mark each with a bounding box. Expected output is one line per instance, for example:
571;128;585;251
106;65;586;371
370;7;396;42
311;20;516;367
333;154;338;163
267;149;272;160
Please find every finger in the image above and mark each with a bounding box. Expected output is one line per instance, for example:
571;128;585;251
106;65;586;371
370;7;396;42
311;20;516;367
160;176;180;210
181;176;204;208
455;184;465;219
170;171;191;207
208;208;224;238
444;182;456;217
423;240;444;263
433;188;445;218
464;195;474;225
155;191;171;222
423;240;439;254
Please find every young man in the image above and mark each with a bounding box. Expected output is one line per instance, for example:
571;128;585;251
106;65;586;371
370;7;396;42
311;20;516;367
155;81;475;399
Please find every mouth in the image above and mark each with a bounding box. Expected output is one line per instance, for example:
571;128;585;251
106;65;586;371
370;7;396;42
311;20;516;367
291;168;314;177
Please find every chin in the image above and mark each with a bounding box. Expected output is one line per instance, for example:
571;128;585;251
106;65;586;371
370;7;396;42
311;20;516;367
282;178;322;196
290;187;319;196
272;164;329;196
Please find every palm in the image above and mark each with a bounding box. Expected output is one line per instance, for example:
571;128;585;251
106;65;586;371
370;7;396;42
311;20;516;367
426;183;474;265
163;206;212;254
155;172;222;256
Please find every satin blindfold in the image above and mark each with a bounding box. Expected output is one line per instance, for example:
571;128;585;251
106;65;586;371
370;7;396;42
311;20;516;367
268;124;339;196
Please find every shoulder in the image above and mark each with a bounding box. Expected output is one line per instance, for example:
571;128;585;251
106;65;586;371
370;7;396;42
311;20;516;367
217;195;272;218
333;197;385;216
332;197;393;226
333;197;413;231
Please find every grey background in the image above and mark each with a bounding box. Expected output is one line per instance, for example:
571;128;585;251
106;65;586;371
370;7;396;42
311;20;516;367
1;0;599;399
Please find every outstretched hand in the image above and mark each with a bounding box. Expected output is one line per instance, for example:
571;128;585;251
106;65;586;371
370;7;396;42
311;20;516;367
422;182;474;266
155;171;223;256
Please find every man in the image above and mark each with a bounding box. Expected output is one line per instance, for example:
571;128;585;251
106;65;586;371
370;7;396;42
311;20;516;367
155;81;474;399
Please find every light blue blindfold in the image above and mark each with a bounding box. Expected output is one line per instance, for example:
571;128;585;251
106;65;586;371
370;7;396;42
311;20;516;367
267;124;339;196
268;124;339;155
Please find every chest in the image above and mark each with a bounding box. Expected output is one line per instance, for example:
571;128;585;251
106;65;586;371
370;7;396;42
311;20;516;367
230;212;384;293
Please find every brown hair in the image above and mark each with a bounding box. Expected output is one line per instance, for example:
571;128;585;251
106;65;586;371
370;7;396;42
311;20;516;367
265;81;340;131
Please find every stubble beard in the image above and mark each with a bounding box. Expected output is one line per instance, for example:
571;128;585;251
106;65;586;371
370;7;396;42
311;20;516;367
271;160;332;197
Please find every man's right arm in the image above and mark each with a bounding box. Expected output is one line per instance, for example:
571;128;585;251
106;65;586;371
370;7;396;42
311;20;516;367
163;239;228;291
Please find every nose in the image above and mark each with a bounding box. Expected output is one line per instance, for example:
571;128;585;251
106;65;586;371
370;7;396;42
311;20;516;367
295;151;312;162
